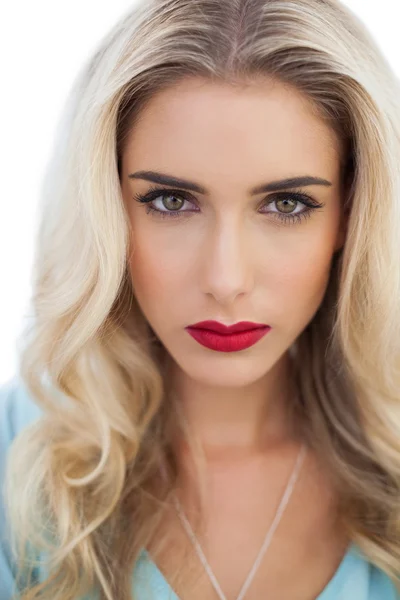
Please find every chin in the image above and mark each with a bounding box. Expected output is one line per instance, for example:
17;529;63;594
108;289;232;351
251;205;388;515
171;353;276;388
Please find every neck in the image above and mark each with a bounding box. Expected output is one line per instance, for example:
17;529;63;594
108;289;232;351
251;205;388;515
167;351;300;459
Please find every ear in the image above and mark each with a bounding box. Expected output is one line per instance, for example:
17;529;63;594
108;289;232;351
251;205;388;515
334;205;350;252
334;170;353;253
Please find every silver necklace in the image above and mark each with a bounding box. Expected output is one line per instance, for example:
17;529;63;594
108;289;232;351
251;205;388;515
172;442;307;600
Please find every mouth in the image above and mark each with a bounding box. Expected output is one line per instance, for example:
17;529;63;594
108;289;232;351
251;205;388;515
185;320;272;352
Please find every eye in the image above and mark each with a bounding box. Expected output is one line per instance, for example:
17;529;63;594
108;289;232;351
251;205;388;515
259;191;324;225
133;186;324;224
150;192;195;213
133;187;198;219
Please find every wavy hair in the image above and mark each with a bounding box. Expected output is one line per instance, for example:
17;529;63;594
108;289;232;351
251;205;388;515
4;0;400;598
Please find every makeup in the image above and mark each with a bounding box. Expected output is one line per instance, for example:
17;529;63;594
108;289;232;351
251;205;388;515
185;321;271;352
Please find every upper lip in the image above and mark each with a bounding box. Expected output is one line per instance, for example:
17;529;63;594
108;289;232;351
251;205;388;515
186;320;270;334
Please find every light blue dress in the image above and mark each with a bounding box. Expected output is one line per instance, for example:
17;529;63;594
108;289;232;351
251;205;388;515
0;376;399;600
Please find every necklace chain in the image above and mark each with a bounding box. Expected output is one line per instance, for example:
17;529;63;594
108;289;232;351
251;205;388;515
172;442;307;600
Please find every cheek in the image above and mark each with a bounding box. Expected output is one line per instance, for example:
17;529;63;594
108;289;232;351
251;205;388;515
292;255;332;303
266;233;336;328
127;224;190;316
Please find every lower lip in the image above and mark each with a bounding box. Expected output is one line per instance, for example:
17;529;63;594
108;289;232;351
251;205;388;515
185;326;271;352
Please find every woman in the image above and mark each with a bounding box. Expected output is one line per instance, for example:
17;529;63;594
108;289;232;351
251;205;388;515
1;0;400;598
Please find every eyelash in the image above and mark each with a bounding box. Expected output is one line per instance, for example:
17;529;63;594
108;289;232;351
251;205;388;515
132;185;324;225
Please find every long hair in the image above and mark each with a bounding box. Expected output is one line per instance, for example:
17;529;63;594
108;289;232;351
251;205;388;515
4;0;400;598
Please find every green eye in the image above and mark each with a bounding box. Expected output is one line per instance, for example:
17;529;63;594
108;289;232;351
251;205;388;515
276;198;297;213
159;194;186;211
133;187;324;224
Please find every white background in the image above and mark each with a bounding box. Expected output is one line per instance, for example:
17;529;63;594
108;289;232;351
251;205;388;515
0;1;399;385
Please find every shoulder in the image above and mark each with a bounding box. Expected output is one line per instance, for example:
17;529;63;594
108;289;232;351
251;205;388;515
352;544;400;600
370;564;400;599
0;376;44;445
0;376;44;599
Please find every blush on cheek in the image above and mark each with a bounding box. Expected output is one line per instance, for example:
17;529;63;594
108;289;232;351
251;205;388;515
128;249;174;325
271;251;333;326
295;264;332;321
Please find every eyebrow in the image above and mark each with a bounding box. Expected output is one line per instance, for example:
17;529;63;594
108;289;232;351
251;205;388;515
128;170;332;195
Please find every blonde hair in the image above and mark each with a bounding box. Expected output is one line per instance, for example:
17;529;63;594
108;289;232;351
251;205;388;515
4;0;400;598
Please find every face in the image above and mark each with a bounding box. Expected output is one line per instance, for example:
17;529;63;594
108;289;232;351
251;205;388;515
120;77;347;389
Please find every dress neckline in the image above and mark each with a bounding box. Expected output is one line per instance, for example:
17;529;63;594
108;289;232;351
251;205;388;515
137;541;362;599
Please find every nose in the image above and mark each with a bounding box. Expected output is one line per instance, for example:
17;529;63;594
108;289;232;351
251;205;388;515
200;216;254;305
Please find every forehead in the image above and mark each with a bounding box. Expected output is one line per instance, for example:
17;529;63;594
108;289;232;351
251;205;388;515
124;77;341;183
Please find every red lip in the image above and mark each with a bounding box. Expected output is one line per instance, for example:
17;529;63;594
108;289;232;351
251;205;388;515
185;320;271;352
187;320;269;334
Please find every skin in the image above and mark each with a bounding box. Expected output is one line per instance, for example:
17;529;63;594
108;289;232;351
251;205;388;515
120;76;349;598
